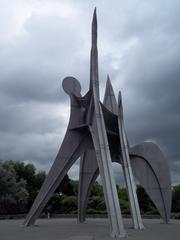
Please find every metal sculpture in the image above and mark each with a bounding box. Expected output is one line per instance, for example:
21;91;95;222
24;8;171;239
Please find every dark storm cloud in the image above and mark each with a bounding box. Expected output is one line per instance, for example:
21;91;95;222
0;0;179;183
0;1;89;171
0;12;87;103
117;13;180;184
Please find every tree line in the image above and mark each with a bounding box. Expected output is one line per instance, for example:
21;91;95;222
0;160;180;218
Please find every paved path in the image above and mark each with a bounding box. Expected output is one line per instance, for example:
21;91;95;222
0;218;180;240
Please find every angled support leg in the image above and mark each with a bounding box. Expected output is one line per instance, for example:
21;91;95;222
104;77;143;229
78;150;99;223
117;92;144;230
78;76;116;224
90;111;126;239
24;131;90;226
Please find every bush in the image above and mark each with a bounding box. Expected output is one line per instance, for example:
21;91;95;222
119;199;130;214
88;196;106;211
61;196;77;213
173;213;180;219
86;208;107;214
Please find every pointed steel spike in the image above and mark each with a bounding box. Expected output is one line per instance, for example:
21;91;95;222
118;91;130;148
103;75;117;114
92;8;97;48
89;8;99;92
106;74;112;88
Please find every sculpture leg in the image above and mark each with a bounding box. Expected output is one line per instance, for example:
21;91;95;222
129;142;172;223
78;150;99;223
117;93;144;230
78;150;121;224
24;131;90;226
90;117;127;239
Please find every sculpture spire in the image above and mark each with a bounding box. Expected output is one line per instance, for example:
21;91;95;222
103;75;118;114
89;8;99;94
92;8;97;48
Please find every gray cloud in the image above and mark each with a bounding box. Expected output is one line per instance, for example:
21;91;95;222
0;0;179;185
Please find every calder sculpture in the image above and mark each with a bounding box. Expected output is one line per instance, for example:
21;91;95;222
24;9;172;239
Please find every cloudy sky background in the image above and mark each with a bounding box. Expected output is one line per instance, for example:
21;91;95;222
0;0;180;185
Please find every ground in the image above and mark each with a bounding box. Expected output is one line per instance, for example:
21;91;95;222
0;218;180;240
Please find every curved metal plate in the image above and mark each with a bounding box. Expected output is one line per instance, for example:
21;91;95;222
130;142;172;223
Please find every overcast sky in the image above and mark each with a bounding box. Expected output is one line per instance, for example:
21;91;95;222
0;0;180;185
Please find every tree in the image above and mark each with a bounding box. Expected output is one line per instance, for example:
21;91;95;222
56;174;74;196
59;196;77;213
136;185;157;214
172;185;180;212
86;182;107;214
0;161;29;214
34;171;47;189
90;181;104;197
46;176;76;214
117;187;130;214
9;161;38;208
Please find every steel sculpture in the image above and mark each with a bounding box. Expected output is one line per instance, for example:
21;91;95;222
24;8;171;239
